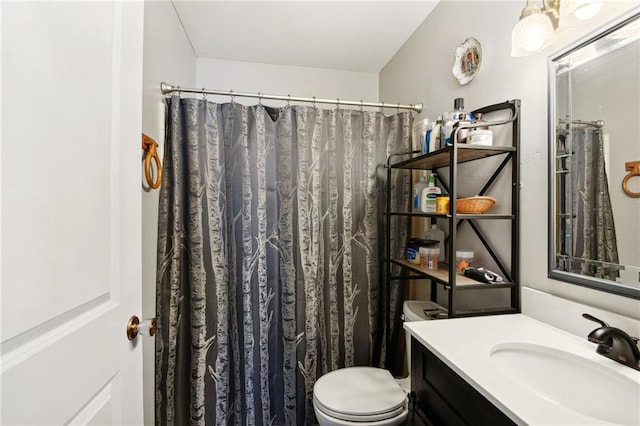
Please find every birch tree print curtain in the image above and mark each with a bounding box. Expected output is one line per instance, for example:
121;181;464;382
566;126;619;279
156;95;411;426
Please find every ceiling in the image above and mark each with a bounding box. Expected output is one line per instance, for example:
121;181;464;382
172;1;440;74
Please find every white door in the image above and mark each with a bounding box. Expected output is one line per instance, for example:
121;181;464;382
1;2;144;424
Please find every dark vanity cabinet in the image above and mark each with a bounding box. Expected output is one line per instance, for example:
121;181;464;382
410;337;517;426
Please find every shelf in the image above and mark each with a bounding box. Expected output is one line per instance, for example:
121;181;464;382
390;145;515;170
409;307;518;321
384;99;520;357
388;211;514;220
390;259;515;290
453;307;519;317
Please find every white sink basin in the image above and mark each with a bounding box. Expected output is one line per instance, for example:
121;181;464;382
490;342;640;425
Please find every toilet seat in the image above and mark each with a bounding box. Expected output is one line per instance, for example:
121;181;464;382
313;367;407;423
313;394;405;422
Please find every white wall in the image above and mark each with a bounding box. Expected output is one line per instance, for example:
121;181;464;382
196;58;379;107
379;0;640;319
142;3;196;425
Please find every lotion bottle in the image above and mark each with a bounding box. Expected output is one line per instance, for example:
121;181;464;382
420;174;441;213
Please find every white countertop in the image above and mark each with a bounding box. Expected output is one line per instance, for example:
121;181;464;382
405;314;640;425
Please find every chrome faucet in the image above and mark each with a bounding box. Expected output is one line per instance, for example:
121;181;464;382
583;313;640;371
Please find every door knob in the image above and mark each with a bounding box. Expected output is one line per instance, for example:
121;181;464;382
127;315;157;340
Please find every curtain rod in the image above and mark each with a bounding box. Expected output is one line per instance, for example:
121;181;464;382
160;82;423;113
558;118;605;128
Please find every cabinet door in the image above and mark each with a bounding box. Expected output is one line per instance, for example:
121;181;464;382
411;338;516;426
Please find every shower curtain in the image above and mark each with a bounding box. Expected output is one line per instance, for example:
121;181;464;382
564;125;619;279
155;95;411;426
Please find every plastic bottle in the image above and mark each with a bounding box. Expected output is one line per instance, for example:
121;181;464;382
420;174;441;213
426;224;446;262
413;174;429;211
442;98;473;146
418;118;429;154
432;116;442;149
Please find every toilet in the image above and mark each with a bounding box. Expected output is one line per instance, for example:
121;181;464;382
313;300;437;425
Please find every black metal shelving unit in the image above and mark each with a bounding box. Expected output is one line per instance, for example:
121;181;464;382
385;100;522;360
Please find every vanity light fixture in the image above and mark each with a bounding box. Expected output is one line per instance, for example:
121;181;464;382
511;0;604;57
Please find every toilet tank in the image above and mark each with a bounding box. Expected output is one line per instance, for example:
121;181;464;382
402;301;444;376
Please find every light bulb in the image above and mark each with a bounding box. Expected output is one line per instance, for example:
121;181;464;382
511;12;556;57
562;0;604;26
572;0;603;20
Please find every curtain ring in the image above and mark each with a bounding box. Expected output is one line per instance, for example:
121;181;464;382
379;101;385;113
312;96;316;109
360;100;364;112
229;90;236;104
287;94;291;107
336;98;340;111
202;88;207;100
258;92;263;106
397;103;401;113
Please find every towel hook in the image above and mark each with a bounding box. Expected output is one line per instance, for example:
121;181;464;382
622;160;640;197
142;133;162;189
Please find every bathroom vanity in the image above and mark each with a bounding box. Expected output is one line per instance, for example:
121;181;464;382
405;314;640;426
410;337;515;425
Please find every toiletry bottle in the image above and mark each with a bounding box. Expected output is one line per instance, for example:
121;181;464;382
420;174;441;213
413;174;429;211
432;116;442;149
442;98;472;146
425;224;446;262
418;118;429;154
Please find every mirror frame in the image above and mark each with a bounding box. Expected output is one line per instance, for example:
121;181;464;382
547;8;640;300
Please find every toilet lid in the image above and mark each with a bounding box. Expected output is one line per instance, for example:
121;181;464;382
313;367;407;421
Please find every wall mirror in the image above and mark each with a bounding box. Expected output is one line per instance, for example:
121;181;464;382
548;9;640;299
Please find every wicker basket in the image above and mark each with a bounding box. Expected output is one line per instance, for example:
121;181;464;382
456;196;496;214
